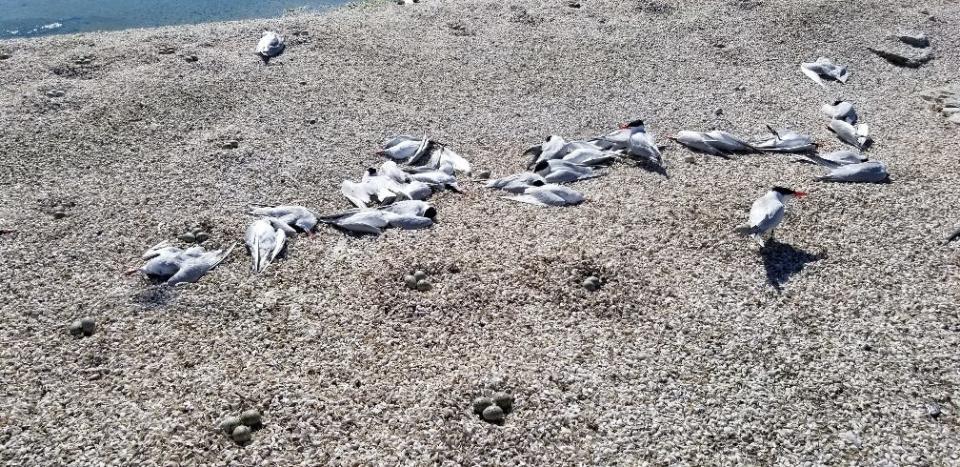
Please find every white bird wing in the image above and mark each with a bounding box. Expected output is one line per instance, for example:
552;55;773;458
341;180;374;208
438;146;471;174
800;63;827;88
748;194;785;234
382;135;417;149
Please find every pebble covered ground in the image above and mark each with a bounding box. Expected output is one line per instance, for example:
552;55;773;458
1;0;959;464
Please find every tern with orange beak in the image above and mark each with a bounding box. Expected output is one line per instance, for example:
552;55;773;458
735;186;808;247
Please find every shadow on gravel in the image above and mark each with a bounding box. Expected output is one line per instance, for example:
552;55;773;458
131;285;177;309
760;240;824;291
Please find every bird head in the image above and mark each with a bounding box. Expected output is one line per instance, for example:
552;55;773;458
619;119;645;129
772;186;807;198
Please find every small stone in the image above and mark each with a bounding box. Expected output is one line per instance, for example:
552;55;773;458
52;209;67;219
306;118;317;125
416;279;432;292
219;416;242;434
220;140;239;149
194;231;210;243
713;107;723;116
239;409;262;429
178;232;196;243
482;405;505;424
183;55;198;62
475;170;491;180
734;85;746;92
493;392;514;413
68;320;84;337
839;431;862;448
0;52;11;60
299;81;308;86
158;45;176;55
683;155;696;164
231;425;252;444
413;270;427;281
472;397;493;415
583;276;601;291
79;317;96;336
567;0;581;7
403;275;418;289
46;89;66;98
926;403;942;418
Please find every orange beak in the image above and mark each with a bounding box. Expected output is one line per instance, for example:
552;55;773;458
794;191;808;198
618;122;629;129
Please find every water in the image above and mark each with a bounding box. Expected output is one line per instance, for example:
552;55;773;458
0;0;350;40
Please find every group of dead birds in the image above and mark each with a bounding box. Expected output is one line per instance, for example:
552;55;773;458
131;136;472;285
127;29;960;287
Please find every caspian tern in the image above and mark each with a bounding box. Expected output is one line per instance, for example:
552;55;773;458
735;187;807;246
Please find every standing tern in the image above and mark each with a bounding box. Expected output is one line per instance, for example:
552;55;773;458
735;187;807;247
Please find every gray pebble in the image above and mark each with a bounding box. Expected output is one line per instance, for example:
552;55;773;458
413;270;427;281
178;232;196;243
404;274;418;289
583;276;601;291
231;425;252;443
183;55;198;62
194;231;210;243
926;403;942;418
220;140;239;149
482;404;505;424
80;317;95;335
239;409;262;428
493;392;514;413
683;155;696;164
52;209;67;219
713;107;723;116
68;320;84;337
472;396;493;415
219;416;242;434
46;89;66;98
476;169;492;180
416;279;432;292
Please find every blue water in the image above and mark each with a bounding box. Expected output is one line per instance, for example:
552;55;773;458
0;0;350;39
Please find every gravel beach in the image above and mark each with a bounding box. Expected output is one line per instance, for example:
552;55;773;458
2;0;960;464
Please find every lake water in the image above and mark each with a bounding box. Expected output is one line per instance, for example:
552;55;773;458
0;0;350;40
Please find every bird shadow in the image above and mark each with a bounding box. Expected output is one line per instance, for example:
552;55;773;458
759;240;825;291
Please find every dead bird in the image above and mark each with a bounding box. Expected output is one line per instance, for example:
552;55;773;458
255;31;285;64
319;200;437;236
753;126;817;154
821;100;859;124
249;205;319;235
815;161;889;183
245;218;293;274
800;57;849;88
379;135;472;174
505;184;584;207
131;240;235;285
486;173;547;193
827;120;871;150
670;130;755;157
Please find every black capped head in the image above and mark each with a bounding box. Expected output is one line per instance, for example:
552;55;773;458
772;186;807;197
832;100;844;105
530;179;546;187
365;167;377;176
424;207;437;219
619;119;645;129
533;160;549;172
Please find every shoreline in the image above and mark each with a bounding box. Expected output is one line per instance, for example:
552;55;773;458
1;0;959;464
